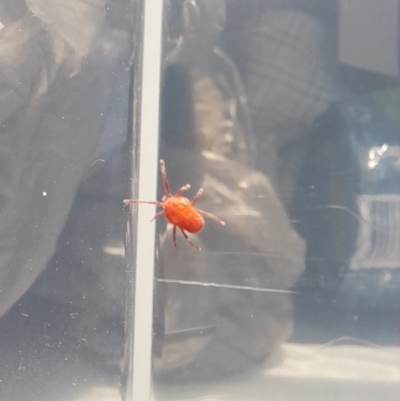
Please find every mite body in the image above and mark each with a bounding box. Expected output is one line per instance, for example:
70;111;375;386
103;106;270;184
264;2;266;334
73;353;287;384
124;159;225;250
163;196;205;233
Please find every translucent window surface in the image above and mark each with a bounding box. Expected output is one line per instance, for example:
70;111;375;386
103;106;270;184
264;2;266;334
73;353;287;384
150;0;400;400
0;0;134;399
1;1;399;401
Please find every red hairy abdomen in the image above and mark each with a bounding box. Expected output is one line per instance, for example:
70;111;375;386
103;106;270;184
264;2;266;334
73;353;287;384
164;197;204;233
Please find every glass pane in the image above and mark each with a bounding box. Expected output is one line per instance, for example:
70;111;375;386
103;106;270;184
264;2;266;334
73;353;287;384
148;0;400;400
0;1;136;400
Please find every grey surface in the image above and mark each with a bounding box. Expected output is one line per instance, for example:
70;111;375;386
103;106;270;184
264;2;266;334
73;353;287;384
0;0;399;400
0;0;128;318
0;1;131;399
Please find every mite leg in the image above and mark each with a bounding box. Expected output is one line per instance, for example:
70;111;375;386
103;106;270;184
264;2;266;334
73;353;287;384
197;209;225;226
159;159;172;197
150;210;165;222
179;228;201;250
191;188;204;205
175;184;191;197
123;199;164;207
173;225;177;247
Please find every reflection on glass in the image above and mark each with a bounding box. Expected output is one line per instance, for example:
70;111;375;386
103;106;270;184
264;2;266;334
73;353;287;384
1;0;399;400
150;1;400;401
0;0;133;400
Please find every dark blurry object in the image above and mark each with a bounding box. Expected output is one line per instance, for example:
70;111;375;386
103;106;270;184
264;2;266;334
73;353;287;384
224;0;340;186
294;106;360;301
151;0;306;378
295;93;400;310
164;0;257;167
164;0;226;68
0;0;132;398
153;151;305;381
0;143;130;399
0;0;124;319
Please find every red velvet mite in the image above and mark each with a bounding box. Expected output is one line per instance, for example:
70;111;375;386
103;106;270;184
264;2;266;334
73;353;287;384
124;159;225;250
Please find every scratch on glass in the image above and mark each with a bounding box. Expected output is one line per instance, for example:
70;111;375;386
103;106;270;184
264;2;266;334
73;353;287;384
319;204;400;235
155;278;296;294
90;159;105;166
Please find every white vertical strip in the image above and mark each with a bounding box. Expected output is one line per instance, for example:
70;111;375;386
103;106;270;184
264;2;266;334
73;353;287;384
131;0;163;399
